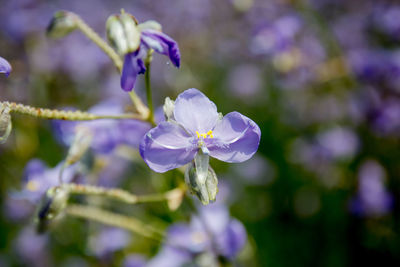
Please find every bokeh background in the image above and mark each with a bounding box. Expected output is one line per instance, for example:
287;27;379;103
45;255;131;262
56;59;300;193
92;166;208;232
1;0;400;266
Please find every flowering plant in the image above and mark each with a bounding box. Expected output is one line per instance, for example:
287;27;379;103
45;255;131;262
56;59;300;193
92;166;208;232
0;8;260;267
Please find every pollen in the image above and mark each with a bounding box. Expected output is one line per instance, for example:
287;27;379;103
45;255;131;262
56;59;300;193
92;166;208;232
26;180;39;192
196;130;214;139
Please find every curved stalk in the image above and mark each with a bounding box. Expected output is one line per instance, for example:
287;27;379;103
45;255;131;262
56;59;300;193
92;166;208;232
65;204;164;241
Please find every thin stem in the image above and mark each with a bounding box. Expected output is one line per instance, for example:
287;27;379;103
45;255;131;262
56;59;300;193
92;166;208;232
73;14;123;71
1;101;144;121
62;183;185;208
69;12;151;119
64;183;138;203
65;204;164;241
145;49;155;125
129;91;150;120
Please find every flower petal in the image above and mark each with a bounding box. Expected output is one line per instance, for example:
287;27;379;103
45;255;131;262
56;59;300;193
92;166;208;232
120;52;146;92
0;57;12;77
140;121;197;173
208;112;261;163
217;219;247;259
141;29;180;67
173;88;219;134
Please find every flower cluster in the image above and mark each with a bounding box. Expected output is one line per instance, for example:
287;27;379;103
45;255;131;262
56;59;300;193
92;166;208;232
106;13;180;91
0;7;261;267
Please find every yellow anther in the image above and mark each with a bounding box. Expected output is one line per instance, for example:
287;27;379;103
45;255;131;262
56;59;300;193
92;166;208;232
26;180;39;192
196;130;214;139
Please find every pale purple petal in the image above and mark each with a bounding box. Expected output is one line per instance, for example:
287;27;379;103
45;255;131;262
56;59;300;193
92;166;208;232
141;29;180;67
140;122;197;172
123;255;147;267
174;88;219;134
147;246;191;267
91;228;130;257
217;219;247;259
23;159;46;181
0;56;12;77
120;52;146;92
209;112;261;163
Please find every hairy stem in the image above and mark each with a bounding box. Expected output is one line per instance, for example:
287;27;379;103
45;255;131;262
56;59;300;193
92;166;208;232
65;204;164;241
1;101;144;121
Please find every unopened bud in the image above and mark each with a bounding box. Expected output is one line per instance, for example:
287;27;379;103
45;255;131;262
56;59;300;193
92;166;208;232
47;11;78;38
138;20;162;32
65;126;93;166
185;162;218;205
106;12;141;55
36;186;69;233
163;97;175;121
0;104;12;144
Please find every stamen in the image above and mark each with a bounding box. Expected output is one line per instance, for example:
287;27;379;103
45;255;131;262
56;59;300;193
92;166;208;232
195;130;214;139
26;180;39;192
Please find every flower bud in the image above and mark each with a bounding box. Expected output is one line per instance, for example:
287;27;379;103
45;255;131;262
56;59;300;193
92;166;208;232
47;11;78;38
36;186;69;233
185;162;218;205
65;126;93;166
0;104;12;144
138;20;162;32
106;13;141;55
163;97;175;121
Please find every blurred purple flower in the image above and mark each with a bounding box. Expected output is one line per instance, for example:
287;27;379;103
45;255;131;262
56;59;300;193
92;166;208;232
228;64;261;99
0;1;53;41
316;127;359;160
373;98;400;136
3;197;35;221
13;159;79;203
121;29;180;92
123;255;147;267
351;160;393;217
148;203;246;266
0;57;12;77
140;88;261;173
89;227;131;257
250;15;302;56
372;5;400;38
14;227;51;267
53;100;151;154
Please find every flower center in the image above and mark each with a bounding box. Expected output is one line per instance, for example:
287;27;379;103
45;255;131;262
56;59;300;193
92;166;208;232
26;180;40;192
195;130;214;139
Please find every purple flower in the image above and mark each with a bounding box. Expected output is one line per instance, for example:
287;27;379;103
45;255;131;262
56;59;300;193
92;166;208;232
147;203;247;266
14;227;51;267
123;255;147;267
52;100;151;154
120;28;180;92
13;159;80;204
0;56;12;77
89;227;131;257
351;160;393;217
140;88;261;173
250;15;302;56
